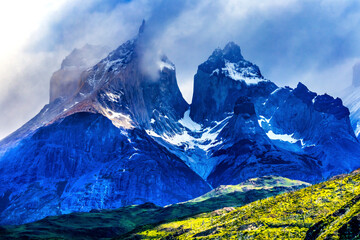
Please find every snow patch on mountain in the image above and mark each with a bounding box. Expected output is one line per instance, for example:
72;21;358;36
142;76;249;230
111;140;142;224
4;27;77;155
146;115;231;152
101;108;133;129
258;115;271;127
105;92;121;103
257;115;314;148
158;60;175;71
179;110;202;131
266;130;300;144
222;61;265;85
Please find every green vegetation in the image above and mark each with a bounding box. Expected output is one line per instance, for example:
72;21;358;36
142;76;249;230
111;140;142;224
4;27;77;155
124;172;360;239
5;173;360;239
0;203;164;240
0;176;306;239
190;176;309;203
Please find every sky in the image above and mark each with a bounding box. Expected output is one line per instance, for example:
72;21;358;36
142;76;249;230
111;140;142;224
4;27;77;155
1;0;360;140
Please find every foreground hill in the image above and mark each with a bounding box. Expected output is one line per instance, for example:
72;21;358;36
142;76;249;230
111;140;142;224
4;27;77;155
0;176;307;239
123;170;360;239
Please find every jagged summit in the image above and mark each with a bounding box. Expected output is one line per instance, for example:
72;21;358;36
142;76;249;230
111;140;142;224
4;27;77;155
0;20;186;148
198;42;263;80
293;82;349;120
191;42;271;124
292;82;317;105
75;24;188;132
50;44;109;102
223;41;244;62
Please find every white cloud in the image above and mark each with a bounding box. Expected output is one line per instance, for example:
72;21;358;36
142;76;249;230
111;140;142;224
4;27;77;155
1;0;360;139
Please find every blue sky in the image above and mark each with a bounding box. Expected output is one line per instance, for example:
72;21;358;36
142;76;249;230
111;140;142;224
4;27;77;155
1;0;360;139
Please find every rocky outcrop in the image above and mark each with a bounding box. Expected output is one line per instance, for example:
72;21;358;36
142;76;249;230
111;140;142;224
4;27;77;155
50;44;109;102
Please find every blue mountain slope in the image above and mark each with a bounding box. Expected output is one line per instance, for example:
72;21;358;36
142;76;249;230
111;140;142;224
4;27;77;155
187;43;360;186
0;112;210;225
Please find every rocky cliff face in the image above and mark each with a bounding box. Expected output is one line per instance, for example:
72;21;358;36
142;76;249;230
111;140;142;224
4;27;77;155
190;42;275;125
76;37;188;132
0;112;210;225
50;44;109;102
206;96;321;187
1;23;360;225
257;82;359;174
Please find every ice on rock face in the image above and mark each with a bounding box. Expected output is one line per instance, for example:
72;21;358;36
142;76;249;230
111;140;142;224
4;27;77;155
222;61;265;85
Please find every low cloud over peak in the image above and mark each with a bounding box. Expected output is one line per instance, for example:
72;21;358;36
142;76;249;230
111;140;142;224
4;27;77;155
1;0;360;139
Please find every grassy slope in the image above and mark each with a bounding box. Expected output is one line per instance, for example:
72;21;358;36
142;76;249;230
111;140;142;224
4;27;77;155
125;172;360;240
0;176;307;240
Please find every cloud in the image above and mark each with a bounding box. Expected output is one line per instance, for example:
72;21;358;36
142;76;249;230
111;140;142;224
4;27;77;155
1;0;360;139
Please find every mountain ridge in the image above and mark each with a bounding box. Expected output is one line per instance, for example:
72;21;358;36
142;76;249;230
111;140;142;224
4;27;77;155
0;21;360;225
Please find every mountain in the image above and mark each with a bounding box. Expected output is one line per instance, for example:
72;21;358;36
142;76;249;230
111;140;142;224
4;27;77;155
0;22;210;225
0;21;360;225
124;169;360;239
0;176;309;239
50;44;110;103
340;62;360;138
149;41;360;186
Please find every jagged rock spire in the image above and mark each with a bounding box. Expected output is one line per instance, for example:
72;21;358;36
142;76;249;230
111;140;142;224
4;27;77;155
138;19;146;34
223;41;244;62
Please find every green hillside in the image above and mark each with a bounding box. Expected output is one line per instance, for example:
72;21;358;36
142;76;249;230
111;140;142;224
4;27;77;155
0;176;306;239
124;171;360;239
